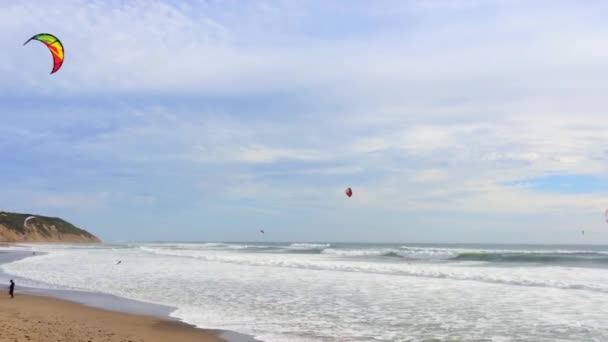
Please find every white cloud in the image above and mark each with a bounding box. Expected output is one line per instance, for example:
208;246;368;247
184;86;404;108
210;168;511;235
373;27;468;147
3;1;608;241
1;0;607;100
350;137;392;154
413;169;448;183
235;145;322;163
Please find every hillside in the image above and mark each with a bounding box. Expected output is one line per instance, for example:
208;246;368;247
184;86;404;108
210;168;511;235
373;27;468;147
0;211;100;243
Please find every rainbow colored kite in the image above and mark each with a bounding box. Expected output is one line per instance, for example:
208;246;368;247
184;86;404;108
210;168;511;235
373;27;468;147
24;33;64;74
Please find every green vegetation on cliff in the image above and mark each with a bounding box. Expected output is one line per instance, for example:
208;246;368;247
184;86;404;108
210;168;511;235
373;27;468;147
0;211;100;242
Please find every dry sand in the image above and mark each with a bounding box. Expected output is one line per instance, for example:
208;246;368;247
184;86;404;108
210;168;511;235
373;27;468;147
0;293;225;342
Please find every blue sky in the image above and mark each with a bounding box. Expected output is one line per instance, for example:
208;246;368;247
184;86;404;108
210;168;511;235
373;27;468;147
2;0;608;243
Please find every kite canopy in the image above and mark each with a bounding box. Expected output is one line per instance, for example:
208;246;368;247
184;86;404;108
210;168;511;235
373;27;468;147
23;216;37;228
24;33;64;74
260;229;265;234
345;187;353;198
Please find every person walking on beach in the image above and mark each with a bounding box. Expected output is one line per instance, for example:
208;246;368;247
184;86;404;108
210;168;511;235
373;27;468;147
9;280;14;299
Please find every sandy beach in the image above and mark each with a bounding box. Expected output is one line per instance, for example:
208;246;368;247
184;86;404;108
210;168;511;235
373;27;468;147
0;293;224;342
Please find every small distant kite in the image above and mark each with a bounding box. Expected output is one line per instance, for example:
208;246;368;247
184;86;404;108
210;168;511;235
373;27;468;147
582;230;585;235
116;260;122;265
24;33;64;74
260;229;265;234
23;216;37;228
345;187;353;198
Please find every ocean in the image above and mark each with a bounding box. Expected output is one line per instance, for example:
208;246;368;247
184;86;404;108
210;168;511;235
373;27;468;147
2;242;608;341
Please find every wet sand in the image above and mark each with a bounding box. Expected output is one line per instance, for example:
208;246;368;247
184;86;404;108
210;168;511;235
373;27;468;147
0;293;225;342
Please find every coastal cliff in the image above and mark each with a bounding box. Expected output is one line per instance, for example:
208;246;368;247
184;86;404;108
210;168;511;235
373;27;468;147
0;211;100;243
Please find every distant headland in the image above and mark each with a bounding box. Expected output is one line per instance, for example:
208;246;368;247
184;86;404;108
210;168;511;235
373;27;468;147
0;211;100;243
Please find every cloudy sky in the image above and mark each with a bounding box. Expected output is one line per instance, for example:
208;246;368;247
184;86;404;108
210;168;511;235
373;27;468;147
1;0;608;243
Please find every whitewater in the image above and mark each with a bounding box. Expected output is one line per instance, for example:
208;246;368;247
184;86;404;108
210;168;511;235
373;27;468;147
2;242;608;341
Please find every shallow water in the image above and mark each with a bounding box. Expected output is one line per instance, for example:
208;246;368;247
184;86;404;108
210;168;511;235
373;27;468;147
3;242;608;341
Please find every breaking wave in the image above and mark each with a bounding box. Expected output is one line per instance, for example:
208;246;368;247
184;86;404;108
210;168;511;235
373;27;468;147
138;243;608;266
4;242;608;342
112;246;608;293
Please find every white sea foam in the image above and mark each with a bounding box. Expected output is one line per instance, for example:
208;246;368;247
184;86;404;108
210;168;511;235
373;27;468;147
288;243;331;250
3;243;608;341
0;244;33;252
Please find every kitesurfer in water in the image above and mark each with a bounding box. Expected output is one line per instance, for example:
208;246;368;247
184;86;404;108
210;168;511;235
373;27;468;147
9;280;15;299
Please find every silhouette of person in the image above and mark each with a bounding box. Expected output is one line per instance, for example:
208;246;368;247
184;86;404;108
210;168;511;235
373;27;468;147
9;280;14;299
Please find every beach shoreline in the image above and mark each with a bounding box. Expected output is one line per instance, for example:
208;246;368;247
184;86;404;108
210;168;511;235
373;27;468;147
0;248;260;342
0;293;225;342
